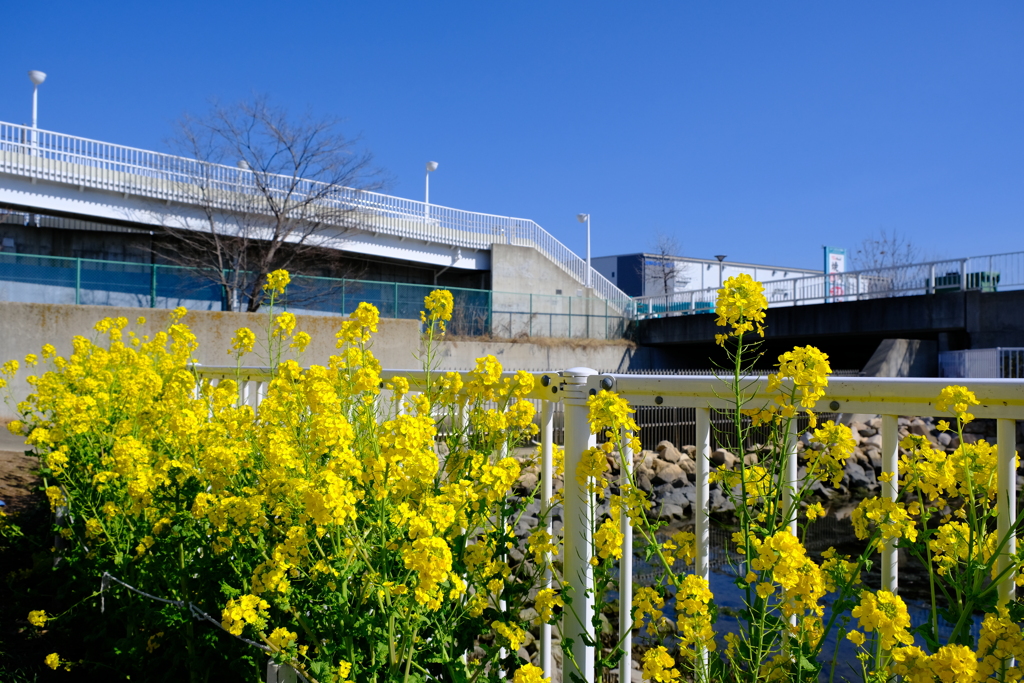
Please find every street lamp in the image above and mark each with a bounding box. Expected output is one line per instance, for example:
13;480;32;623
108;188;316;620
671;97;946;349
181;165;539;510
28;70;46;152
425;161;439;221
577;213;591;288
715;254;727;288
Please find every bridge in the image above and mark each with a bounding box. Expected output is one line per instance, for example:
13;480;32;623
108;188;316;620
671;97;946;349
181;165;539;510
638;287;1024;374
0;120;628;304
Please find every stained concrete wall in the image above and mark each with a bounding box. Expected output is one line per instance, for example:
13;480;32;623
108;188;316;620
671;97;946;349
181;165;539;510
0;301;639;419
861;339;938;378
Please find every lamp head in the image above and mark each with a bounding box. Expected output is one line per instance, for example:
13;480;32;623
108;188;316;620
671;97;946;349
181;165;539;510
577;213;589;223
28;70;47;86
715;254;727;263
426;161;439;172
237;159;251;170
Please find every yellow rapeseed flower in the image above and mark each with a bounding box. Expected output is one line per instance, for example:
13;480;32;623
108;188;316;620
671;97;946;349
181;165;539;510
263;269;291;295
714;273;768;344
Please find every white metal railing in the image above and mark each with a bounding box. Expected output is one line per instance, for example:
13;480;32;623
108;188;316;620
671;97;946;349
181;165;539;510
0;121;630;307
194;365;1022;683
634;251;1024;319
940;347;1024;379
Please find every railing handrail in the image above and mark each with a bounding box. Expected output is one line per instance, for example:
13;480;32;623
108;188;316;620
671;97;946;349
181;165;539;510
633;250;1024;318
0;121;630;306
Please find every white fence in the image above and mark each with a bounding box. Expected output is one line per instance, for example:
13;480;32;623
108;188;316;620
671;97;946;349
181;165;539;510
634;252;1024;319
194;365;1023;683
940;347;1024;379
0;121;629;306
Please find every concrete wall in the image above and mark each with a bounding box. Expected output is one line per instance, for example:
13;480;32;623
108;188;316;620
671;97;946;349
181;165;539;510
861;339;938;378
0;301;639;419
491;244;588;298
433;339;638;373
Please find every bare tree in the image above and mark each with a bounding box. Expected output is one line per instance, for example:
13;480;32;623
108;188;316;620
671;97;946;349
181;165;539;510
850;229;921;271
849;229;925;294
643;232;687;296
160;96;386;312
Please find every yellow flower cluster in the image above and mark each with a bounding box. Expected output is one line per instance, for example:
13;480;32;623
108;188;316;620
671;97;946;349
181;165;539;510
851;497;919;551
263;269;291;295
714;273;768;345
674;574;716;657
935;384;980;424
850;590;914;651
422;288;454;333
641;646;681;683
806;421;856;487
768;345;831;427
512;663;551;683
749;530;826;627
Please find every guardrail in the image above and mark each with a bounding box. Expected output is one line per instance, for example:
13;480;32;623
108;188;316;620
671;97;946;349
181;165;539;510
634;251;1024;319
194;365;1022;683
0;121;630;306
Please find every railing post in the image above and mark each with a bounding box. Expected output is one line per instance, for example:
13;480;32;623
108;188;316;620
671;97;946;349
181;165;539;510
561;367;597;683
150;263;157;308
618;425;634;683
75;258;81;305
695;407;712;674
880;415;899;593
960;259;967;292
996;418;1018;606
394;282;399;319
782;419;799;535
540;401;555;679
929;264;936;295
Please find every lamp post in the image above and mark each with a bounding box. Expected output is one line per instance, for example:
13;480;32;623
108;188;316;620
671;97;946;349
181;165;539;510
715;254;727;288
577;213;591;288
28;70;46;153
425;161;438;221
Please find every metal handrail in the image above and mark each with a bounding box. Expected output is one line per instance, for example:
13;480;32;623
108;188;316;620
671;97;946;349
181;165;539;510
634;251;1024;319
194;365;1022;683
0;121;630;306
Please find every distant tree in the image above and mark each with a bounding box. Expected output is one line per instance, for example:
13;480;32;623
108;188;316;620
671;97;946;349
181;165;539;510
849;229;925;294
850;229;921;271
644;232;688;296
160;96;386;312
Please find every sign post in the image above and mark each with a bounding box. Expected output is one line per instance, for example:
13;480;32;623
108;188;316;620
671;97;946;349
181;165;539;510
824;246;846;303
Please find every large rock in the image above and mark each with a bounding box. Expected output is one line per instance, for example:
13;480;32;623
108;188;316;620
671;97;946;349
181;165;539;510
652;461;685;487
676;453;697;475
711;448;738;469
656;440;684;463
655;503;686;522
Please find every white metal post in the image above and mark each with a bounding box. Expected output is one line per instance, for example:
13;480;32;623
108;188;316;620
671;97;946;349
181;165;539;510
562;367;597;683
996;418;1018;606
694;407;712;671
782;419;799;535
880;414;899;593
540;401;555;678
618;426;634;683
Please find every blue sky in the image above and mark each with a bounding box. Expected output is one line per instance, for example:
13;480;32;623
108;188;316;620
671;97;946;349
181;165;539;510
2;1;1022;271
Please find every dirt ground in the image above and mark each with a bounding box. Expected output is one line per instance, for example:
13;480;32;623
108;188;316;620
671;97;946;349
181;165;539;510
0;425;40;515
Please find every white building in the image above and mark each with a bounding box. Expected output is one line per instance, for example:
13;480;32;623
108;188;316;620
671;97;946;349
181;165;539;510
591;253;820;298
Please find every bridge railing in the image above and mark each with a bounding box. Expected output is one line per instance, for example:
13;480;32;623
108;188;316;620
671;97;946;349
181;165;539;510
634;250;1024;319
193;364;1022;683
0;121;630;307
